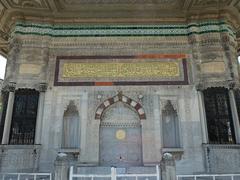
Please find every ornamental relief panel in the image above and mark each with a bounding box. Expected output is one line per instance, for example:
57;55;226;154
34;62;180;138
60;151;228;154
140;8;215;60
55;55;188;86
8;0;49;9
19;64;42;75
62;62;180;79
193;0;232;6
200;62;226;74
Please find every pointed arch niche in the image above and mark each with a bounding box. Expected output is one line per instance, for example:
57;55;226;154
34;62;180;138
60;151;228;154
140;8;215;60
62;100;80;148
162;100;180;148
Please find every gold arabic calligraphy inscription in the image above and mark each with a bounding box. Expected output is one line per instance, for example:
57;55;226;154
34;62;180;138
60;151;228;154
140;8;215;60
62;62;180;78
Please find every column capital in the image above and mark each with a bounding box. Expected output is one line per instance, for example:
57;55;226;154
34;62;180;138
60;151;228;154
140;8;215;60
162;152;176;166
195;83;204;91
228;81;236;90
38;83;48;92
7;82;16;92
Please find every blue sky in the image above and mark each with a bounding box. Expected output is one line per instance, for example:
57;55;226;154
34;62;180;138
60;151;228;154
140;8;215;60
0;55;6;79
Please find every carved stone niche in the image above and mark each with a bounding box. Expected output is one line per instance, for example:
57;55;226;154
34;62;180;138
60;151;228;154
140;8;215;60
161;99;184;160
59;100;80;160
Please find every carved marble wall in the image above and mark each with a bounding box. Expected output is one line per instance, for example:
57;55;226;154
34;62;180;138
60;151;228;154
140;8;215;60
1;19;239;176
203;144;240;173
0;145;41;172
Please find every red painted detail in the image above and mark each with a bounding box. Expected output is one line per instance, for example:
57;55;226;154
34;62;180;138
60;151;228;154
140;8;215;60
95;82;113;86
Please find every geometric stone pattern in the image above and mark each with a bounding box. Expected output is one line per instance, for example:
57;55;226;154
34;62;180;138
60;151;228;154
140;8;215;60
95;93;146;120
13;21;235;37
1;0;240;55
203;144;240;174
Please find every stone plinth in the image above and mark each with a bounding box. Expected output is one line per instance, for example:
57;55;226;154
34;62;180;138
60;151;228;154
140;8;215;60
203;144;240;173
0;145;41;172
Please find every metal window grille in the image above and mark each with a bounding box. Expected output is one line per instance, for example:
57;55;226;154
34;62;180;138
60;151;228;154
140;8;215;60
203;87;236;144
9;89;39;145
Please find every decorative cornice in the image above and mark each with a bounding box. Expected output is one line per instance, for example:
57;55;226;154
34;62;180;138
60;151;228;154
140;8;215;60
203;143;240;150
12;20;235;38
1;0;240;55
195;81;234;90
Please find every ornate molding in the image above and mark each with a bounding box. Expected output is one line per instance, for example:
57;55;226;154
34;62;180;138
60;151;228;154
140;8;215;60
196;80;240;91
13;21;234;38
100;122;140;128
61;0;177;4
196;81;230;90
0;0;240;55
6;0;49;9
192;0;232;6
203;143;240;150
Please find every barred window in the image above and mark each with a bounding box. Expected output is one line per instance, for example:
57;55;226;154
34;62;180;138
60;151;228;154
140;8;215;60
9;89;39;144
203;87;235;144
234;89;240;123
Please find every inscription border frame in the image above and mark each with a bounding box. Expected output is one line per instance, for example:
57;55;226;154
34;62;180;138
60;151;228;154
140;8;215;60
54;55;189;86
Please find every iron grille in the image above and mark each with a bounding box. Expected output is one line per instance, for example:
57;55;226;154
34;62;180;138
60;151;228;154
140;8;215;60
234;89;240;124
203;87;236;144
9;89;39;145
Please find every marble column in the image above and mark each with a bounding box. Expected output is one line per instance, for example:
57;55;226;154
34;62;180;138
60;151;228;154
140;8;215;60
228;85;240;143
196;84;208;144
1;82;16;144
35;83;47;144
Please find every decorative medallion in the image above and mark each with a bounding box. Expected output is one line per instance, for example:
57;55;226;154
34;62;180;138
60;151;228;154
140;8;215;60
116;129;126;140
